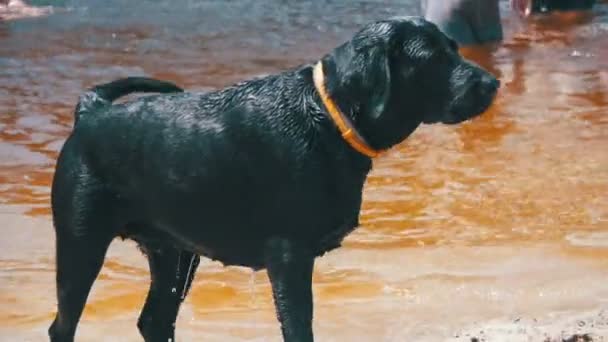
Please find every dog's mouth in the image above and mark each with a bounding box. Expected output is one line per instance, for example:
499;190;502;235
440;80;499;125
442;97;495;124
422;94;496;125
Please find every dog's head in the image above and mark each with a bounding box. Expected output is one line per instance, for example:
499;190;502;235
320;17;500;149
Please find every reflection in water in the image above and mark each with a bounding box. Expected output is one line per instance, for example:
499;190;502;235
1;1;607;340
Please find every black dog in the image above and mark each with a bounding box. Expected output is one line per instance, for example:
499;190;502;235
49;16;499;342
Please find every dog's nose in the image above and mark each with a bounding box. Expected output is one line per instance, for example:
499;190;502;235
480;74;500;94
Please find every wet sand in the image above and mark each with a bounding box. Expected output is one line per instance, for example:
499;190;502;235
1;1;607;341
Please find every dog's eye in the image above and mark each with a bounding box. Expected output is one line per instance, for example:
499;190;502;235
448;38;459;51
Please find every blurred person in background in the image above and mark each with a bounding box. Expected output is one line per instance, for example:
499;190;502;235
421;0;597;46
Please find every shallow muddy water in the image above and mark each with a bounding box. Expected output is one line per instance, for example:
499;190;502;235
1;1;607;341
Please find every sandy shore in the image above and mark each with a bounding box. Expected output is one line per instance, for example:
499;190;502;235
0;209;606;341
449;309;607;341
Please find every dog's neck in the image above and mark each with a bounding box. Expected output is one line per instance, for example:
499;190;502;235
312;61;383;159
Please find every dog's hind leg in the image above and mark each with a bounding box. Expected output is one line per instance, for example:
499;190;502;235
48;159;122;341
137;244;200;342
48;226;113;342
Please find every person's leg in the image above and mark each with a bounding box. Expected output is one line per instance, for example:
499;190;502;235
421;0;503;46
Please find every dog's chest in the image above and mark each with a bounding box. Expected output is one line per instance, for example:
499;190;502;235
313;216;360;256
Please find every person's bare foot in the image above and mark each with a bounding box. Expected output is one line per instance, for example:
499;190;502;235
0;0;52;20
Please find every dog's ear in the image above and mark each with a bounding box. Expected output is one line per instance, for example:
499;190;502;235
322;39;392;121
365;46;392;120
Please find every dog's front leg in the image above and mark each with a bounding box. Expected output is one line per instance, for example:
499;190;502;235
265;237;315;342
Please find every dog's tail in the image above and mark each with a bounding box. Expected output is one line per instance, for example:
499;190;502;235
74;76;183;122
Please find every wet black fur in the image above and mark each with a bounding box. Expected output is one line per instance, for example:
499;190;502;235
49;17;499;342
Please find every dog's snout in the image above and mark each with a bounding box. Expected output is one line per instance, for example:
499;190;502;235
480;74;500;94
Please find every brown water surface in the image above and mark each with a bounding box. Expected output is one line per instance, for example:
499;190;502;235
1;1;607;341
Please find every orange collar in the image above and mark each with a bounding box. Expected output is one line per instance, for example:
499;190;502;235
312;61;382;159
